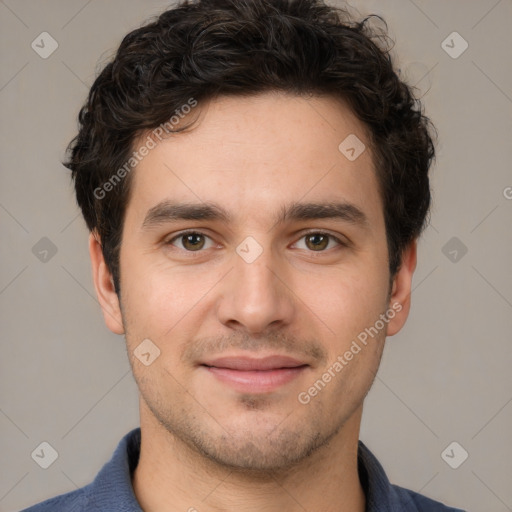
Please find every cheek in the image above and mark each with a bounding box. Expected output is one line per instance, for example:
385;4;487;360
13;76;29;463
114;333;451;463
308;262;390;343
309;271;389;401
119;252;220;339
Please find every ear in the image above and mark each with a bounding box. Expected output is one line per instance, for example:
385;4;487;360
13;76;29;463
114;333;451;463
386;240;417;337
88;231;125;335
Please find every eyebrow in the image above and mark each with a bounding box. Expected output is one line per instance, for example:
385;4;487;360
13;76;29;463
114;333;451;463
141;199;369;231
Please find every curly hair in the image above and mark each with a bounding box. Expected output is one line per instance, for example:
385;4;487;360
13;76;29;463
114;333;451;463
64;0;436;295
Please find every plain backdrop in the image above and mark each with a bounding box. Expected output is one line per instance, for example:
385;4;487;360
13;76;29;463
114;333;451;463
1;1;511;511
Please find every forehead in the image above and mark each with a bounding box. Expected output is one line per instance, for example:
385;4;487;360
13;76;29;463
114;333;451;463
126;92;383;229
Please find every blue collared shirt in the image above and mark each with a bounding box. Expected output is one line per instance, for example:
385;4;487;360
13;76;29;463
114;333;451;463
21;427;466;511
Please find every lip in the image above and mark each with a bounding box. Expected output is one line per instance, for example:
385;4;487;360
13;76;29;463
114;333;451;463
201;355;307;371
200;355;309;393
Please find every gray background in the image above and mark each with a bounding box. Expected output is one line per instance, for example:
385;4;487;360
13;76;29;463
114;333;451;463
1;0;511;510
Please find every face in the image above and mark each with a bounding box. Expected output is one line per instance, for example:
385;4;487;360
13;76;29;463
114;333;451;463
91;92;415;472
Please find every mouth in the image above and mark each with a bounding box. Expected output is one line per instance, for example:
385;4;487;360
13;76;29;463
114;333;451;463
199;355;309;393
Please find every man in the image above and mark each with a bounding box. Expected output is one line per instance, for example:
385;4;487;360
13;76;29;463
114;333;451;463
22;0;466;510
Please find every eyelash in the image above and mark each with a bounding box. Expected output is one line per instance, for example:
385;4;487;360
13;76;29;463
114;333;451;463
164;230;347;254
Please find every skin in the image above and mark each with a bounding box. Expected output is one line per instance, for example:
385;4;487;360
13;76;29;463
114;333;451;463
89;91;417;512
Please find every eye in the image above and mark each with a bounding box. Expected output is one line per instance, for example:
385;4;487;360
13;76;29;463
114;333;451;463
293;231;346;252
165;231;215;252
165;230;347;254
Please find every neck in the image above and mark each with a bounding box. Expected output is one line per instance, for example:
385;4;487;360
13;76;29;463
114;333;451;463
132;400;366;512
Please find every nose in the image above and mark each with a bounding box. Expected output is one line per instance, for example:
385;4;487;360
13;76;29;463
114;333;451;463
216;241;296;335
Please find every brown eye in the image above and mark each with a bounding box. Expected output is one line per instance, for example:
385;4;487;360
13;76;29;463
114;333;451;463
293;231;345;252
304;233;330;251
181;233;205;251
167;231;213;251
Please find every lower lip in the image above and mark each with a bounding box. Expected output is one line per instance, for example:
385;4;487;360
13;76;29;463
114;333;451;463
203;365;308;393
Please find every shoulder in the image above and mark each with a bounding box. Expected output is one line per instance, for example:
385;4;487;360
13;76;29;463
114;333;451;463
391;484;467;512
19;428;141;512
357;440;466;512
19;486;88;512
